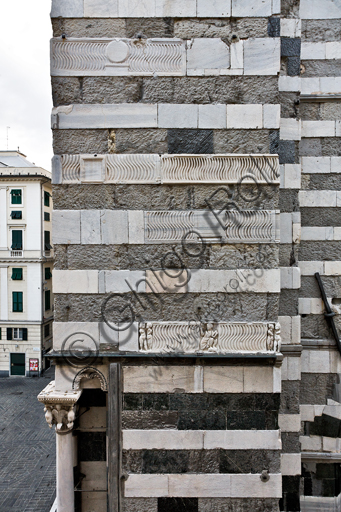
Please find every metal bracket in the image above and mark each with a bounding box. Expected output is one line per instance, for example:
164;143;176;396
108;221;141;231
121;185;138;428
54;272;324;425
315;272;341;355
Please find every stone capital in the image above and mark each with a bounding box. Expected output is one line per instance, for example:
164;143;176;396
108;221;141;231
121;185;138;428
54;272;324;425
38;381;82;434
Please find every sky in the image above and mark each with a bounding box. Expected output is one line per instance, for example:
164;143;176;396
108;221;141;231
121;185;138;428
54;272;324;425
0;1;53;171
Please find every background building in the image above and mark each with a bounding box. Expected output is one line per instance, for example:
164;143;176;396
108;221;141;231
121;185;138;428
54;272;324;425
0;150;53;376
39;0;341;511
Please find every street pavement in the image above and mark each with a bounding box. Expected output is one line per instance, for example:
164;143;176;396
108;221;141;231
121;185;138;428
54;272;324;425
0;369;56;512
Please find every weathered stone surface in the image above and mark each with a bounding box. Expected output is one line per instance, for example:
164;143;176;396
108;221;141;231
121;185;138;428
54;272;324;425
280;92;300;119
281;0;300;18
168;130;213;154
279;290;299;317
279;140;299;165
52;18;126;38
279;190;299;213
301;208;341;228
53;129;108;154
122;411;178;429
198;498;280;512
174;19;268;39
52;77;82;106
53;243;279;271
304;174;341;191
126;18;174;38
213;129;271;154
302;20;341;42
299;241;341;261
122;449;280;474
82;77;143;104
301;315;334;340
300;275;341;298
300;374;338;405
52;184;278;211
122;498;157;512
280;381;300;414
115;129;168;154
281;432;300;453
302;59;341;77
142;77;279;105
54;293;276;323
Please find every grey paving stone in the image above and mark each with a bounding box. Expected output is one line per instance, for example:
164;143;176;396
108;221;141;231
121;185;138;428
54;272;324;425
0;370;56;512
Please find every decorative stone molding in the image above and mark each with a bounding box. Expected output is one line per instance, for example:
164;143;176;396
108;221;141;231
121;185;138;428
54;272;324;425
53;154;280;185
72;366;108;391
51;38;186;76
53;208;280;245
38;381;82;434
138;321;281;354
51;36;280;77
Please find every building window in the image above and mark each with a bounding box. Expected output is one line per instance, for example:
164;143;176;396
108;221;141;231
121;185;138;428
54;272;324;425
45;290;51;311
44;191;51;207
44;231;52;251
11;230;23;250
45;267;52;280
44;324;50;338
7;328;27;340
11;189;22;205
12;292;23;312
12;292;23;313
44;212;50;221
11;211;22;219
11;268;23;280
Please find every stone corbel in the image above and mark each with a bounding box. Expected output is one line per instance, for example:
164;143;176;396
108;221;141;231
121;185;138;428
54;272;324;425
38;381;82;434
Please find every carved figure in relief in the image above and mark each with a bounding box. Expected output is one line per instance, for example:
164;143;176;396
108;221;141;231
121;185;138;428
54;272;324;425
139;323;153;351
200;323;218;352
274;322;281;352
266;324;274;351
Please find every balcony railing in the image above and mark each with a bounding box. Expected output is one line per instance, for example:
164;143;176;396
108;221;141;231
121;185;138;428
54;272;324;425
11;250;23;257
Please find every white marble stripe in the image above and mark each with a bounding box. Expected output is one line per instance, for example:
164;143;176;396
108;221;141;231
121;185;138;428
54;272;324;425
52;0;280;18
125;473;282;498
53;269;281;294
53;209;281;245
51;103;280;130
123;429;281;450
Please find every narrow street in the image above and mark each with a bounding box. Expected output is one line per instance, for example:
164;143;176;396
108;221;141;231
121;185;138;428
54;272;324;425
0;370;55;512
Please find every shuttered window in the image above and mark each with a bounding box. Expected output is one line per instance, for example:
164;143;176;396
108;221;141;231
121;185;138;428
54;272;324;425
13;292;23;312
11;230;23;250
44;191;51;207
45;290;51;311
11;189;22;204
45;267;52;280
44;231;52;251
11;211;22;219
11;268;23;280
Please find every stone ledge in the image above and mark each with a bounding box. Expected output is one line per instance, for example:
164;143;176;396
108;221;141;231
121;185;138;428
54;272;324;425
53;153;280;185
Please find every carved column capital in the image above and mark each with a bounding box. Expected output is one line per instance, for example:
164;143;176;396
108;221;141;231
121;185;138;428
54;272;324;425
38;381;82;434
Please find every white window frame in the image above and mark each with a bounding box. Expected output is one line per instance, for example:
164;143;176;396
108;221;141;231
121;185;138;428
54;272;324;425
13;328;23;340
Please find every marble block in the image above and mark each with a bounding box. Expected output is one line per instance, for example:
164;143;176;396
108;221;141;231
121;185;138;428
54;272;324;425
187;38;230;74
244;38;280;75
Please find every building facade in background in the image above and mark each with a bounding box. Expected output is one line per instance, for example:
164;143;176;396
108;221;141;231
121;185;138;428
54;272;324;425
39;0;341;511
0;151;53;376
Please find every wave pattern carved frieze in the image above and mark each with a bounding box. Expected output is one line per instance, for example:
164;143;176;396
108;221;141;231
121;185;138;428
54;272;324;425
138;322;281;354
51;38;186;76
55;154;280;185
145;210;280;243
